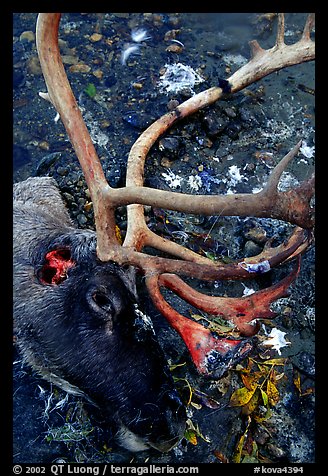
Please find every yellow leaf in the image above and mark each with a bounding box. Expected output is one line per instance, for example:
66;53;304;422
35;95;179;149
261;358;287;366
293;371;302;394
232;418;251;463
253;407;272;423
267;380;280;406
242;388;261;415
232;432;246;463
230;386;257;407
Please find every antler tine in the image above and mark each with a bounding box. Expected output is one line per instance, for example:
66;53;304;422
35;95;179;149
146;273;253;378
229;13;314;93
36;13;121;256
276;13;285;47
106;226;311;283
302;13;315;40
157;257;300;337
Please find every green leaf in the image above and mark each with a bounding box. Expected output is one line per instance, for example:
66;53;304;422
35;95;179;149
84;83;97;98
185;429;198;445
261;389;269;406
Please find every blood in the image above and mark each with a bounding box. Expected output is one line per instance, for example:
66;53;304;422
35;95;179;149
38;249;75;285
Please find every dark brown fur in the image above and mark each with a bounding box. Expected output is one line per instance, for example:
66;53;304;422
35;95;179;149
13;176;185;452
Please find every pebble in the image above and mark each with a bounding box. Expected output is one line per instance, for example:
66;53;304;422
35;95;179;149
158;137;182;158
57;166;68;176
62;192;75;203
202;110;228;137
62;55;79;65
225;121;242;140
164;29;180;41
77;213;88;226
132;82;143;90
89;33;103;42
92;69;103;80
294;351;315;377
19;30;35;42
244;226;267;244
166;44;183;54
266;443;286;459
69;64;91;73
37;140;50;151
243;240;262;257
167;99;180;111
223;107;237;118
26;56;42;75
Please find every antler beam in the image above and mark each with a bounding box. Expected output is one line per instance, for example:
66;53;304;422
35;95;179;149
36;13;315;377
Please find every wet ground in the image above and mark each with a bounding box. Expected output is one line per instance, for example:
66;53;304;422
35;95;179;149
13;13;315;464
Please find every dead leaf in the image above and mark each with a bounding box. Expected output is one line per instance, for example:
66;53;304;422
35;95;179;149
230;386;257;407
242;388;261;415
266;380;280;406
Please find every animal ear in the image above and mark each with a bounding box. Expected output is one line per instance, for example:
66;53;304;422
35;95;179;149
37;248;75;285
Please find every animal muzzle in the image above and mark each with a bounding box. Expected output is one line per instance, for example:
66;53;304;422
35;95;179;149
116;389;186;452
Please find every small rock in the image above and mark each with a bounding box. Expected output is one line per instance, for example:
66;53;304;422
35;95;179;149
266;443;286;459
100;119;111;129
77;213;88;226
63;192;75;203
19;30;35;42
164;29;180;41
167;99;180;111
57;166;68;176
84;202;93;212
239;107;258;126
26;56;42;75
61;55;79;65
69;63;91;73
89;33;103;42
243;240;262;257
122;111;154;130
38;140;50;151
244;226;267;244
161;157;173;168
166;44;183;54
293;351;315;377
92;69;103;80
158;137;183;158
224;107;237;118
202;110;228;137
132;82;143;90
225;121;242;139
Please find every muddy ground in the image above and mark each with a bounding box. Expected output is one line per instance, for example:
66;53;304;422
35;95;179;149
13;13;315;464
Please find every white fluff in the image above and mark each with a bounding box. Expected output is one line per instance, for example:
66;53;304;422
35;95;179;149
131;28;151;43
121;44;140;65
262;328;291;355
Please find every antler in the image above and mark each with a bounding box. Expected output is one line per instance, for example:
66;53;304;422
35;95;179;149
36;13;315;377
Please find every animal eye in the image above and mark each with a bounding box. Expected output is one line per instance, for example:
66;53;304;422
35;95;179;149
37;248;75;285
92;291;113;314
